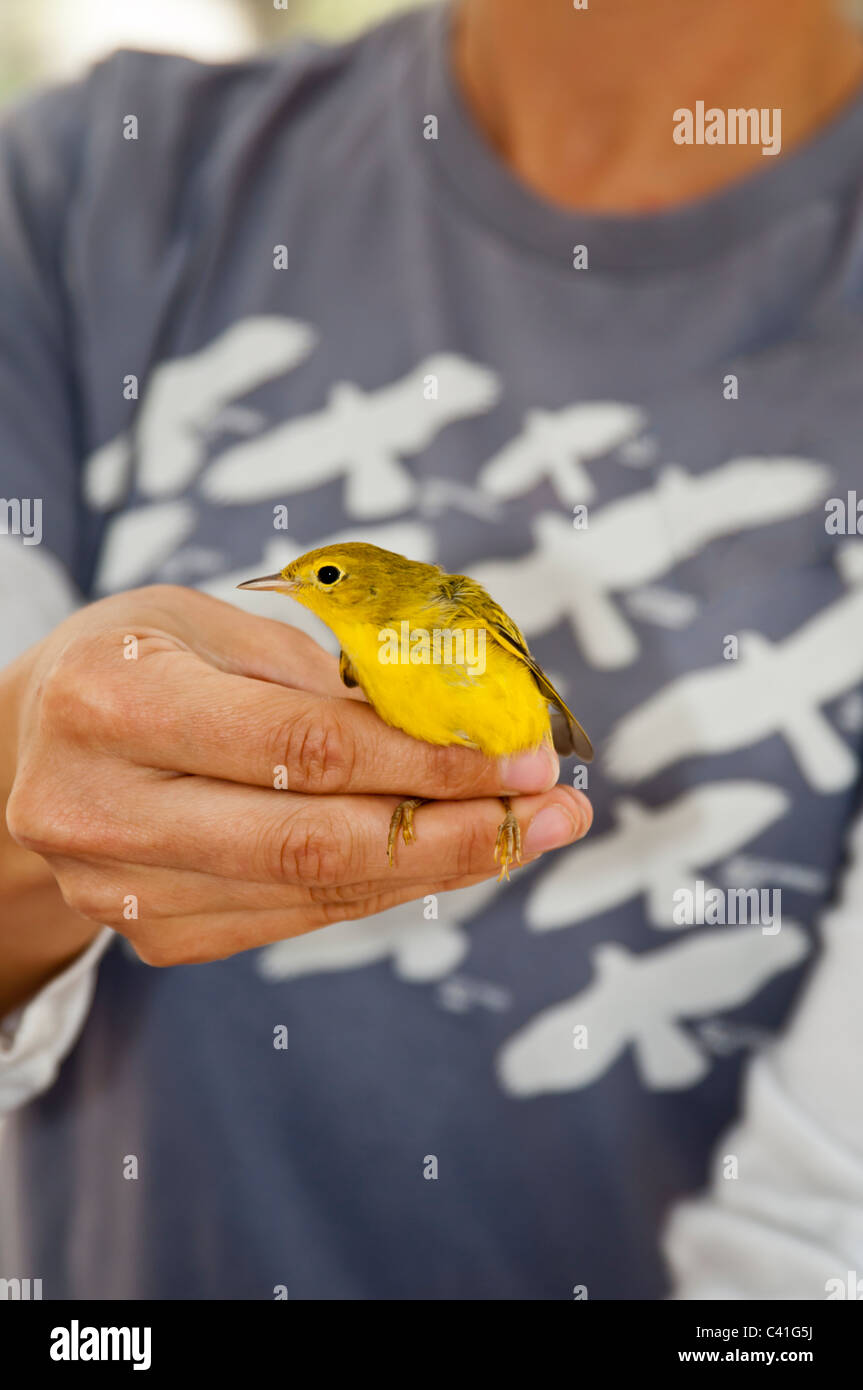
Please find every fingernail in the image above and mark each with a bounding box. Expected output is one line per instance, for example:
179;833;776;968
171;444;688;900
524;806;579;855
499;747;558;794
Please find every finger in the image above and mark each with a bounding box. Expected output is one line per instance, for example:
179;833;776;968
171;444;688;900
120;584;358;698
90;644;560;798
52;855;500;922
125;876;502;967
57;774;591;885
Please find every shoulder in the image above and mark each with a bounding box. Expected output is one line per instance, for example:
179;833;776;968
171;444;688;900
0;8;430;202
62;9;426;145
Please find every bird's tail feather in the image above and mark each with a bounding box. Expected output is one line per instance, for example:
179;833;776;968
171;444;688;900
551;707;594;761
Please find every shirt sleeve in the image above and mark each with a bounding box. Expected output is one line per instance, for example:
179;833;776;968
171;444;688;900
0;78;95;584
0;929;114;1114
0;82;108;1115
664;807;863;1299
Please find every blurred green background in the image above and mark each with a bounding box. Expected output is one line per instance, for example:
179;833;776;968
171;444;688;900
2;0;430;104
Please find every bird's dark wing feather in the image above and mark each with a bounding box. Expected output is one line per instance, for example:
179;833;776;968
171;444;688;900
339;649;360;689
441;577;594;762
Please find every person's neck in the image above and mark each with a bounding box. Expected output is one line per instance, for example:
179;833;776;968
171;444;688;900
453;0;863;213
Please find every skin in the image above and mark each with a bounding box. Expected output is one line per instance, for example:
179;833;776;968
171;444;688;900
0;587;589;1013
3;0;863;1010
456;0;863;213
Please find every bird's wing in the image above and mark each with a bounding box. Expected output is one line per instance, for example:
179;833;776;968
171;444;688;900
444;577;594;761
339;649;360;689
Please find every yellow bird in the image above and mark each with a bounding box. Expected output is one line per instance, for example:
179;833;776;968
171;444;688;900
239;543;593;879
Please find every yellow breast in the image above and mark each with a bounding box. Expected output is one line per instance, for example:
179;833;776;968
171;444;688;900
335;618;551;758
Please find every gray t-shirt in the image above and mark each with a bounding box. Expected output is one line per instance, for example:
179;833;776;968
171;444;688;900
2;4;863;1298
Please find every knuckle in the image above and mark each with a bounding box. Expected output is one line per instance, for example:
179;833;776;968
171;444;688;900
317;889;408;925
56;873;118;926
6;779;75;856
4;781;44;851
307;877;379;907
38;642;129;743
6;774;131;862
278;706;354;793
272;811;352;886
37;654;93;732
432;743;484;797
454;813;490;877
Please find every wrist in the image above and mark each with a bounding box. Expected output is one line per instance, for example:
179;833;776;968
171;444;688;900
0;646;101;1015
0;646;41;890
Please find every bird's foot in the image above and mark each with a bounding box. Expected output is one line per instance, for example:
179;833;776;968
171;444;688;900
494;797;523;882
387;798;428;867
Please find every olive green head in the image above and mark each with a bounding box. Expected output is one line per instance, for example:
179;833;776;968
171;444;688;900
237;542;438;625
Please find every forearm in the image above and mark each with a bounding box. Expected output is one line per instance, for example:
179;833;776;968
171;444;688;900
0;651;100;1016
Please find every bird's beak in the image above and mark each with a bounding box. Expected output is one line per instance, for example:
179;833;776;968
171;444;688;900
236;572;297;593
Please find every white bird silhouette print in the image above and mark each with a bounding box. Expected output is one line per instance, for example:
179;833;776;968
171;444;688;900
93;501;197;593
84;316;317;508
478;402;645;505
257;878;501;984
471;458;831;668
202;353;500;516
527;782;790;932
606;590;863;791
497;924;809;1096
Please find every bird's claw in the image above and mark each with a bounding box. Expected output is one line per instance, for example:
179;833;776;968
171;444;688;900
387;799;426;867
494;807;523;882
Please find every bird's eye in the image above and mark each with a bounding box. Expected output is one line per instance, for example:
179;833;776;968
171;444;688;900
316;565;341;585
